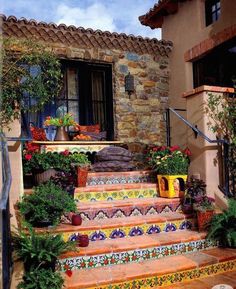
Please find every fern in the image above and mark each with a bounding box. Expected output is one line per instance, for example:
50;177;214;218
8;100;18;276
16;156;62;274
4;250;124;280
206;198;236;247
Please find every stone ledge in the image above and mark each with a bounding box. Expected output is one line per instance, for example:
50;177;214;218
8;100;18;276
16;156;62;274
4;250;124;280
182;85;234;98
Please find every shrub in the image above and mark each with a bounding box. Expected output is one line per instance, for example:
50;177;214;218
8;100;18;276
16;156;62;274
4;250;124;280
18;181;77;226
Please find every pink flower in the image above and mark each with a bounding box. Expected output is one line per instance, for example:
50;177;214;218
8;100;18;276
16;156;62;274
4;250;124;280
25;154;32;161
160;146;166;151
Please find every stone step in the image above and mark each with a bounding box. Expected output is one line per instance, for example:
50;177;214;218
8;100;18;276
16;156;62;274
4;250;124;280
58;230;217;271
86;170;156;186
36;212;196;242
160;270;236;289
74;182;158;202
78;197;181;220
63;248;236;289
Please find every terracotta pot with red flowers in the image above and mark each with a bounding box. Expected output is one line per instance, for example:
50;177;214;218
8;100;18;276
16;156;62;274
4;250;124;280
147;145;191;198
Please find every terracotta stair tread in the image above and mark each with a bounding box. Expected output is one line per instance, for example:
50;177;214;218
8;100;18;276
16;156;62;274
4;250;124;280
160;270;236;289
37;212;193;233
77;197;181;210
75;182;158;192
63;248;236;289
60;230;207;258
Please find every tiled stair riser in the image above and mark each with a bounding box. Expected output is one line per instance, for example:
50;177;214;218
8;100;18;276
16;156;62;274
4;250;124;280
80;203;182;221
79;260;236;289
74;188;158;202
58;239;217;271
62;218;196;242
87;174;156;186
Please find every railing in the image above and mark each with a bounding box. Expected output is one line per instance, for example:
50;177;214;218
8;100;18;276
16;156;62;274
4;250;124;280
0;132;12;289
165;107;234;198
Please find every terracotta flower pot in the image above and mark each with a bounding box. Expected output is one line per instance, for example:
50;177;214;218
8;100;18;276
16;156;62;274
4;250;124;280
54;126;69;141
77;167;88;187
197;210;214;231
71;214;82;226
78;234;89;247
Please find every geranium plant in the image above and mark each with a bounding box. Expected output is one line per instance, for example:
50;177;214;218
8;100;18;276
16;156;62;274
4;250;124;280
147;145;191;175
44;113;77;127
22;147;90;175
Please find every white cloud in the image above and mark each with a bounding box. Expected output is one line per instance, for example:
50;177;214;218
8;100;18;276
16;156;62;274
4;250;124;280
56;2;117;32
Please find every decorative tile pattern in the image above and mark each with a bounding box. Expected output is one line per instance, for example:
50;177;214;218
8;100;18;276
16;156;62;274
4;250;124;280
58;239;217;271
82;260;236;289
80;203;182;221
61;218;195;242
74;188;158;202
87;174;156;186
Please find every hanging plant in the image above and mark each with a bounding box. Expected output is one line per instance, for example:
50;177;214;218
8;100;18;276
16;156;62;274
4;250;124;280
1;37;63;129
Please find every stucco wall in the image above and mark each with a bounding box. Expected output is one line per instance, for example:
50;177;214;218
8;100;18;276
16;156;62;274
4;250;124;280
161;0;236;146
53;45;170;145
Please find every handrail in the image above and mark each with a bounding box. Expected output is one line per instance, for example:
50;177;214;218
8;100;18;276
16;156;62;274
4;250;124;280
0;133;12;210
167;107;231;197
168;107;228;144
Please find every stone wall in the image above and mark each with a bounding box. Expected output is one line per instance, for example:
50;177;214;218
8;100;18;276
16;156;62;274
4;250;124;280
53;45;170;145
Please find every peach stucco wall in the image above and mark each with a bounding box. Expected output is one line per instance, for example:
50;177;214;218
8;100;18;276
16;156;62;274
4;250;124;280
185;85;234;196
161;0;236;146
4;120;24;226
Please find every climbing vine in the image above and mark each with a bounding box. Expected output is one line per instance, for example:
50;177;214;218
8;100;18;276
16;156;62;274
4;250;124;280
1;37;63;129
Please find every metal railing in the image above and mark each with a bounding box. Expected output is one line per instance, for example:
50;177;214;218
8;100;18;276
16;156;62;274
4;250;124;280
165;107;234;198
0;132;12;289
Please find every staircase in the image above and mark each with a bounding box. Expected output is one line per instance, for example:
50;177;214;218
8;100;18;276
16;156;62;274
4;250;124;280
41;170;236;288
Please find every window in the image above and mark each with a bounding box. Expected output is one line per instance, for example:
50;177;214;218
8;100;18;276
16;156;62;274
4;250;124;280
205;0;221;26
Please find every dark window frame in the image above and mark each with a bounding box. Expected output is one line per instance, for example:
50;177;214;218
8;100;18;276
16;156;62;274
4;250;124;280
205;0;221;26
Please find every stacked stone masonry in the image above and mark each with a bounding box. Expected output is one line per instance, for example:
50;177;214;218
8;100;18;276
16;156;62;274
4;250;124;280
2;15;172;144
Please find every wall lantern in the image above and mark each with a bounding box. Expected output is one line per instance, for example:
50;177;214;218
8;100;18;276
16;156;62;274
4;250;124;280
125;72;134;96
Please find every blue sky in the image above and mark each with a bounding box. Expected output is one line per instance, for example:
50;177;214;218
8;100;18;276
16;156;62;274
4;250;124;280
2;0;161;39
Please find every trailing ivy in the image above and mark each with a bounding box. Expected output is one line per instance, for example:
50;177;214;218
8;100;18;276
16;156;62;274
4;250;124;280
1;37;62;129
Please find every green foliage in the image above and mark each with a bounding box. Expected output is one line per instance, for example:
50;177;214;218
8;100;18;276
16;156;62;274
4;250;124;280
1;37;62;129
18;181;77;226
13;226;75;271
17;268;64;289
206;198;236;247
23;150;90;175
206;92;236;144
147;145;190;175
44;113;77;127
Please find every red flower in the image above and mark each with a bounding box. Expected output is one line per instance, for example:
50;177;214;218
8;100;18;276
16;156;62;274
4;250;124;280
160;146;166;151
152;147;159;152
183;148;191;156
61;150;70;156
65;269;73;277
25;154;32;161
170;145;180;152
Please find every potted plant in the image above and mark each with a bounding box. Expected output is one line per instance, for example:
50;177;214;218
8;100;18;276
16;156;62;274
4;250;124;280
193;195;215;231
206;198;236;248
17;268;64;289
147;145;191;198
22;149;87;184
12;226;76;272
70;153;91;187
50;171;76;198
181;178;206;214
44;113;77;141
18;181;77;227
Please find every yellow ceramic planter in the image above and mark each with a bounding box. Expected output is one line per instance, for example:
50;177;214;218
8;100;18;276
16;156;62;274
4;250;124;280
157;175;187;198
